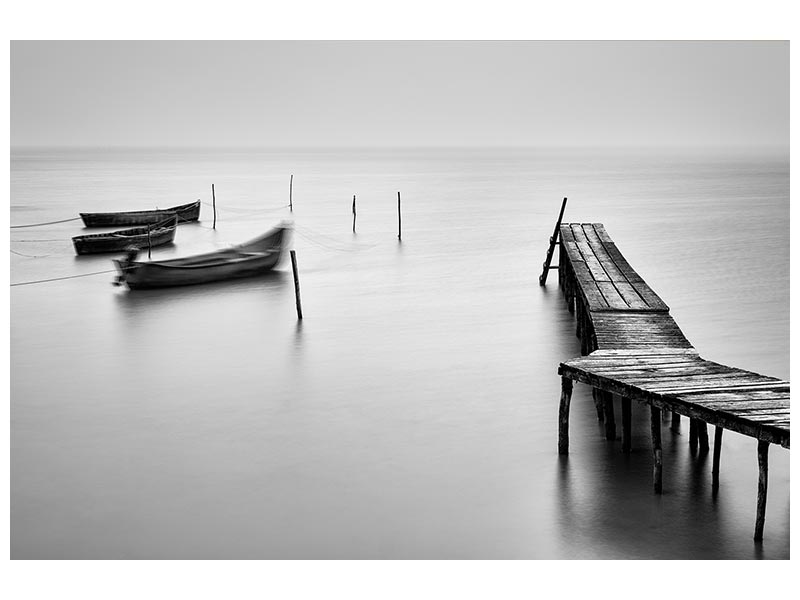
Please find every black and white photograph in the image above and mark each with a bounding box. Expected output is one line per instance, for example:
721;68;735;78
4;4;796;597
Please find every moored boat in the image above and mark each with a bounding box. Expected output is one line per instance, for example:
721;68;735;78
80;200;201;227
72;214;178;255
113;222;290;289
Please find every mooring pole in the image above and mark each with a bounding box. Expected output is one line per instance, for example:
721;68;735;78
397;191;402;241
212;183;217;230
352;195;356;233
147;223;152;259
290;249;303;320
289;174;293;212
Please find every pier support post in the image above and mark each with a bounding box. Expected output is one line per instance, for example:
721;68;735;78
601;390;616;441
621;396;632;453
558;377;573;455
651;407;663;493
565;264;575;313
754;440;769;541
697;421;709;453
591;388;604;421
712;427;723;490
671;412;681;432
689;418;699;454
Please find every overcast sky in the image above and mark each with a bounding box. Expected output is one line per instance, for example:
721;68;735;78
10;41;789;149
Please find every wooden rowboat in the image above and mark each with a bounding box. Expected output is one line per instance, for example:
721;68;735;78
72;214;178;255
80;200;201;227
113;223;290;289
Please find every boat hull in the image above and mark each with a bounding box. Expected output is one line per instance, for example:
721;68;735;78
80;200;200;227
73;216;178;255
114;224;289;289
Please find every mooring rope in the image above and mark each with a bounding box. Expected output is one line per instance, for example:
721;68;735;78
10;268;118;287
293;224;377;253
10;216;82;229
10;248;52;258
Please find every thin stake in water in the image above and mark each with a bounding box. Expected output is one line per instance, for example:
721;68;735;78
290;249;303;320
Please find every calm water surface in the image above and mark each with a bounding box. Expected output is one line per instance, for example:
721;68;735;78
10;147;789;558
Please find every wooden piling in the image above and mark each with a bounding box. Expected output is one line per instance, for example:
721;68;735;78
592;388;604;421
712;426;723;490
671;412;681;432
689;418;699;454
697;421;710;453
352;195;356;233
397;191;402;240
147;223;152;259
290;250;303;320
601;390;616;441
557;377;573;455
621;396;632;454
212;183;217;229
754;441;769;541
651;407;663;493
289;175;293;212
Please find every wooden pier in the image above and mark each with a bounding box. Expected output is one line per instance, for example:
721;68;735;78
545;221;790;541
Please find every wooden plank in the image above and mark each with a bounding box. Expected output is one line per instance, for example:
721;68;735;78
612;281;650;309
584;225;629;282
574;238;612;282
595;281;630;310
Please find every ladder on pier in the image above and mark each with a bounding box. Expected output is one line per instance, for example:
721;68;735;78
539;197;568;286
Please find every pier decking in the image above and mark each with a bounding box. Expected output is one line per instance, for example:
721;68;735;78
549;221;790;541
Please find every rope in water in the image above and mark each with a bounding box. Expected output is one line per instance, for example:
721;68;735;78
10;216;82;228
11;269;118;287
10;248;52;258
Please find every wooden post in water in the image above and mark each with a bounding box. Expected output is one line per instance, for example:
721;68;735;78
352;195;356;233
621;396;632;454
651;406;663;493
212;184;217;229
712;426;723;490
289;175;293;212
671;412;681;432
689;418;699;454
147;223;152;259
397;191;402;240
557;377;573;455
592;388;604;421
754;440;769;541
290;250;303;320
602;390;616;441
697;421;710;453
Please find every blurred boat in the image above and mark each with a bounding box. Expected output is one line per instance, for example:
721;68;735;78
72;214;178;255
80;200;200;227
113;223;290;289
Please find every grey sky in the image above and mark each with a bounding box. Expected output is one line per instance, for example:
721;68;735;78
10;40;789;148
